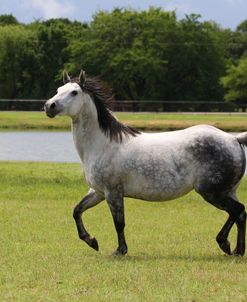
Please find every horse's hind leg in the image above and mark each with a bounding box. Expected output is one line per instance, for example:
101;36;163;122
199;191;246;256
73;189;104;251
216;215;235;255
216;196;246;256
234;210;246;256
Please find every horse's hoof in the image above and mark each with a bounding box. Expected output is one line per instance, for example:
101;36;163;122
90;237;99;251
232;248;245;257
111;250;125;257
218;240;231;255
111;247;127;256
85;236;99;251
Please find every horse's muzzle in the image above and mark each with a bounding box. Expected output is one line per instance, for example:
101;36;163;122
44;102;58;118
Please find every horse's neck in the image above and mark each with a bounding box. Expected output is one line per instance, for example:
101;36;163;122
72;111;108;163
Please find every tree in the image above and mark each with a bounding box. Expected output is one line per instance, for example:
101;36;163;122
224;20;247;63
0;10;243;107
221;56;247;102
27;19;87;98
68;9;228;103
0;18;87;99
0;14;19;26
164;14;227;102
235;20;247;58
68;8;177;100
0;25;39;98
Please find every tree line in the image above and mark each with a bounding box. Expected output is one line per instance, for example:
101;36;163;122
0;8;247;108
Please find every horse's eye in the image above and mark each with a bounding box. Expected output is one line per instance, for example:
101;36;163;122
71;90;78;96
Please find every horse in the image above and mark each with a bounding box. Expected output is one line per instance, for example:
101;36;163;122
44;70;247;256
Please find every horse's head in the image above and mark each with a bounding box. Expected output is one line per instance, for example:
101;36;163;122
44;70;87;118
45;70;140;141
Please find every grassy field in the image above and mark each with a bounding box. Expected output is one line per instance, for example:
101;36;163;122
1;161;247;301
1;111;247;132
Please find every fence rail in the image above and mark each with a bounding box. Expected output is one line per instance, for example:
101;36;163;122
0;99;246;112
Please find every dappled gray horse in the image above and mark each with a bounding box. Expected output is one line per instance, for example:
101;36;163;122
45;70;246;256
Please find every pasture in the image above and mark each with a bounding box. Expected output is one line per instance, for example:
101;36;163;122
1;161;247;301
1;111;247;132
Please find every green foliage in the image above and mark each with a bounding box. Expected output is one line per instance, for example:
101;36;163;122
224;20;247;63
235;20;247;58
0;19;87;99
0;9;246;105
221;56;247;102
0;25;39;98
68;8;172;99
68;9;227;101
0;14;19;26
25;19;87;98
165;14;226;101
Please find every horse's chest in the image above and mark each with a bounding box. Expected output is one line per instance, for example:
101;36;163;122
83;159;119;192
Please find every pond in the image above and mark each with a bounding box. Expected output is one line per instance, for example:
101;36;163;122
0;132;247;172
0;131;80;163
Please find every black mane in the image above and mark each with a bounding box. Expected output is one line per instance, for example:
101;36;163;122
71;76;140;143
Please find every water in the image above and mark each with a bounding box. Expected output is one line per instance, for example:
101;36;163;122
0;132;247;169
0;131;80;163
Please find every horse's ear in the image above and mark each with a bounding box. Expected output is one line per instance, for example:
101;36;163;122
63;70;71;84
78;69;86;85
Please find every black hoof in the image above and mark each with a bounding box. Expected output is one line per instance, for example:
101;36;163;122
111;250;126;256
232;248;245;257
111;246;128;256
85;236;99;251
218;240;231;255
90;237;99;251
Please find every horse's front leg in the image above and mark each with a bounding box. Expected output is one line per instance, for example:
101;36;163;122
106;190;128;255
73;189;104;251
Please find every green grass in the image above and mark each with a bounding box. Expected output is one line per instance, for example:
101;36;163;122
1;111;247;131
118;112;247;132
0;111;70;130
1;161;247;301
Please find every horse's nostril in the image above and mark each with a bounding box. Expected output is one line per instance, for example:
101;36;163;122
50;102;56;109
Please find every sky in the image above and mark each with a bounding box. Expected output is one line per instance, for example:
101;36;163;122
0;0;247;30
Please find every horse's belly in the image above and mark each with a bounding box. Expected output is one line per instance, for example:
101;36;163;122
123;174;194;201
121;142;196;201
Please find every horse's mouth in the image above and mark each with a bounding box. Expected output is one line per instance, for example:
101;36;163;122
44;104;58;118
44;108;57;118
